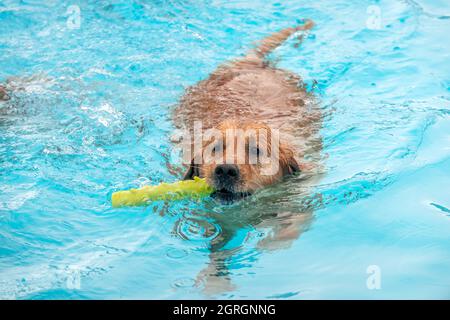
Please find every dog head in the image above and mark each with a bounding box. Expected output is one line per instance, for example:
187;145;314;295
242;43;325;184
183;120;300;202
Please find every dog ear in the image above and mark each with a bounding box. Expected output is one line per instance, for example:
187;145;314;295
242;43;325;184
279;143;301;176
282;156;300;176
283;158;300;176
183;158;201;180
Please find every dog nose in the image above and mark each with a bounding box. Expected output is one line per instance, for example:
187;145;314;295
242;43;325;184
214;164;239;179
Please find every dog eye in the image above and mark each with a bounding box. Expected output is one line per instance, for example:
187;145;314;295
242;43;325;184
250;146;262;156
212;144;222;153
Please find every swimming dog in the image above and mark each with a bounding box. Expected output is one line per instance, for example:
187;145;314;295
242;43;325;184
173;20;321;203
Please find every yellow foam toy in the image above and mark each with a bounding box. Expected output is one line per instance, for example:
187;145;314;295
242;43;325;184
111;177;214;207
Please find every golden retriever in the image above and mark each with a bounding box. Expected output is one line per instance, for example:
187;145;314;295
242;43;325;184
173;20;321;202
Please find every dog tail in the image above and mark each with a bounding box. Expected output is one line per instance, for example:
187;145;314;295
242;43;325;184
249;19;314;60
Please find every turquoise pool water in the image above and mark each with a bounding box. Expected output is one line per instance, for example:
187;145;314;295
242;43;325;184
1;0;449;299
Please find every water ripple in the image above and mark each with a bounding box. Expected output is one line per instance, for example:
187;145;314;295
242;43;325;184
175;216;222;243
